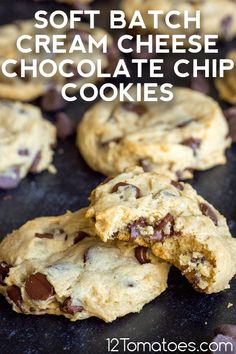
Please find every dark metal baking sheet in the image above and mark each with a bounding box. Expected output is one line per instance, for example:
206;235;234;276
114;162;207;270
0;1;235;353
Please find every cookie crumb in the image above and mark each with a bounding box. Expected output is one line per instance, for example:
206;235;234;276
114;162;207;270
227;302;233;309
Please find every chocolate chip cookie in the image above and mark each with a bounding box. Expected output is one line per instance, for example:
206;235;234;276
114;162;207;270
121;0;236;41
216;50;236;105
0;208;169;322
77;87;230;179
86;167;236;294
0;20;116;102
0;100;56;189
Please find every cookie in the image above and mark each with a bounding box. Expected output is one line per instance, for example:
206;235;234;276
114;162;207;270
0;100;56;189
77;87;231;179
0;208;170;322
121;0;236;41
86;167;236;294
0;20;116;102
215;50;236;105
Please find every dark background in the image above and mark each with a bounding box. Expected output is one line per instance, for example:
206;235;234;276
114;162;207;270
0;0;235;353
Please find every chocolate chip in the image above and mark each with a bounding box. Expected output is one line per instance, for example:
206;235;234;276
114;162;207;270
106;44;120;74
191;74;210;95
83;247;91;263
171;180;184;191
176;119;194;128
66;28;89;43
0;168;20;190
135;246;150;264
65;64;81;83
152;214;174;241
221;15;233;39
35;233;54;239
61;297;84;315
14;63;30;82
210;334;236;354
74;231;89;244
41;87;66;112
215;324;236;340
139;159;152;172
122;102;147;116
224;108;236;142
111;182;141;198
72;1;90;10
25;273;54;301
29;151;41;173
200;203;218;226
224;106;236;121
55;112;76;140
176;168;193;180
181;138;201;156
0;262;10;285
18;148;29;156
129;218;147;239
191;256;206;264
7;285;23;310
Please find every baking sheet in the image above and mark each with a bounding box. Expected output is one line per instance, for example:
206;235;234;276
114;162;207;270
0;1;235;353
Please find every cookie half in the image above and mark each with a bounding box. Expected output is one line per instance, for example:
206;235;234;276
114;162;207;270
77;87;230;179
0;100;56;189
86;167;236;294
0;209;169;322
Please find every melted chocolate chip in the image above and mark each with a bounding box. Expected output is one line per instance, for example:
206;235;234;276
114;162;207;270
171;180;184;191
191;74;210;95
61;297;84;315
111;182;141;198
55;112;76;140
152;214;174;241
191;256;206;264
176;168;193;181
181;138;201;156
0;262;10;285
35;233;54;239
66;28;90;43
221;15;233;39
139;159;152;172
0;168;20;190
29;152;41;173
65;64;81;83
14;63;30;82
224;107;236;142
25;273;54;301
200;203;218;226
135;246;150;264
7;285;23;310
41;87;66;112
83;247;91;263
176;119;194;128
74;231;89;244
214;324;236;340
122;102;147;116
129;218;147;239
18;148;29;156
106;44;120;74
